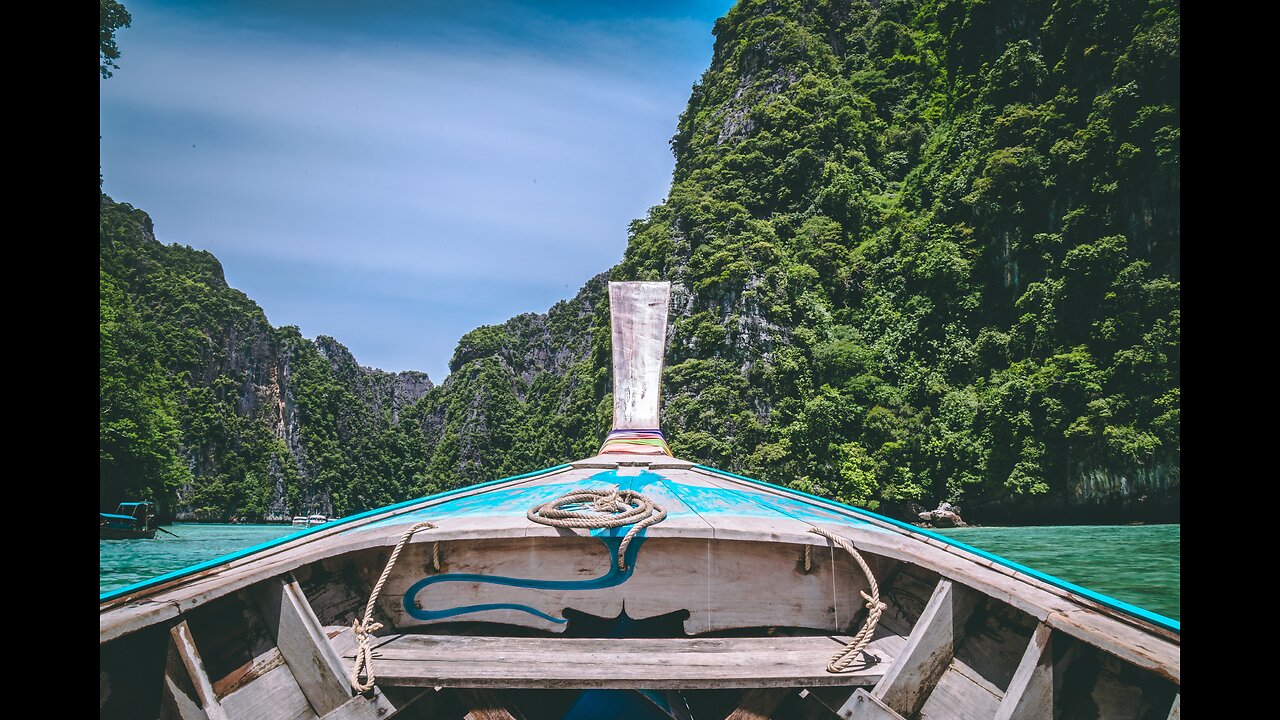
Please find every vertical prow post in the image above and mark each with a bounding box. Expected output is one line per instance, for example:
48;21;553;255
600;281;673;457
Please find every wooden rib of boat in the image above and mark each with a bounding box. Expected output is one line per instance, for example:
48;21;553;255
99;282;1180;720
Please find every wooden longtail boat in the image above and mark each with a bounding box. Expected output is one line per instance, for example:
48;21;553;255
101;501;160;540
99;282;1180;720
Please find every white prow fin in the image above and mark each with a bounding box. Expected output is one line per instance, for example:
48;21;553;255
609;281;671;430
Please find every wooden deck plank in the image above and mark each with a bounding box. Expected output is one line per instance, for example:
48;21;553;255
339;634;893;689
219;661;317;720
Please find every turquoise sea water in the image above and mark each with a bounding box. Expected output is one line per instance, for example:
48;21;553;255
933;524;1180;620
99;523;300;593
100;522;1179;621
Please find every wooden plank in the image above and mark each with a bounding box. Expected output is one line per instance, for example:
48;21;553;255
862;579;981;718
341;634;892;689
220;660;317;720
162;632;210;720
840;689;905;720
609;281;670;430
1046;608;1180;684
210;646;287;697
1167;693;1180;720
724;688;792;720
455;688;525;720
916;663;1002;720
168;620;230;720
993;623;1053;720
251;575;351;715
319;687;435;720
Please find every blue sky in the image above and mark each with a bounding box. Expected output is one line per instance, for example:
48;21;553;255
100;0;735;380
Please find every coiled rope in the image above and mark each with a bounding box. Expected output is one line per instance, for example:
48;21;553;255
527;486;666;570
808;526;887;673
350;521;436;692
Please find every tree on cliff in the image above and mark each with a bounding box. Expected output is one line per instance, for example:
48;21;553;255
100;0;131;78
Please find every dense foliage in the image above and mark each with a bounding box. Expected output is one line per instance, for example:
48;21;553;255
100;0;1178;523
99;200;434;520
417;0;1179;522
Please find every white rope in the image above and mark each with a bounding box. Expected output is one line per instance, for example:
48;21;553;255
349;521;435;692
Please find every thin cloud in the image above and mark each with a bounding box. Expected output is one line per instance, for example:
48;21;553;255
101;0;730;379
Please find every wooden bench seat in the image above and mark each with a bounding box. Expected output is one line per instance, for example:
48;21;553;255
342;632;899;689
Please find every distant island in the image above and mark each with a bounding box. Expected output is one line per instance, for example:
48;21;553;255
100;0;1178;526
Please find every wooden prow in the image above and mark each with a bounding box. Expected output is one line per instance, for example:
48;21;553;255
600;281;673;457
609;281;670;429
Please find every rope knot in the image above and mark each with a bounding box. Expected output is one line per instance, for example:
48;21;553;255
352;618;384;636
527;486;667;571
590;485;623;512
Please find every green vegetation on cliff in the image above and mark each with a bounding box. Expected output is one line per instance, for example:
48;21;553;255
100;200;435;520
100;0;1178;523
419;0;1179;521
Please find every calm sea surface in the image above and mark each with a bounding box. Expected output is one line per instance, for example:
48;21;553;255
100;522;1179;620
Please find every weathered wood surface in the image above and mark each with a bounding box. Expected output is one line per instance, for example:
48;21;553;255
340;633;894;689
104;460;1177;701
168;620;229;720
992;623;1054;720
841;689;905;720
219;660;317;720
609;281;670;430
251;575;352;715
162;626;214;720
865;579;981;718
1167;693;1180;720
916;662;1003;720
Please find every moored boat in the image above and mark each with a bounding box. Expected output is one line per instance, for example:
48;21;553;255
100;501;159;540
99;282;1179;719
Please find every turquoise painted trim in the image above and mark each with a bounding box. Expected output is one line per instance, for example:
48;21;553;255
99;464;573;603
693;464;1180;634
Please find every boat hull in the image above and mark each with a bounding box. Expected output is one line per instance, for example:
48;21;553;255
100;526;158;540
99;458;1178;720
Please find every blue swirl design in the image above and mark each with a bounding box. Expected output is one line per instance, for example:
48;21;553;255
401;533;646;624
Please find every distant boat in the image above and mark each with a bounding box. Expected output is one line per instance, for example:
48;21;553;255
293;514;330;528
99;283;1179;719
99;501;158;540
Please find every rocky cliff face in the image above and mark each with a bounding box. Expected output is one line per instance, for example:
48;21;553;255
415;0;1180;523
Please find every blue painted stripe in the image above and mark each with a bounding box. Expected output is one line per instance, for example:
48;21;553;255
99;464;573;603
401;533;646;624
693;464;1180;634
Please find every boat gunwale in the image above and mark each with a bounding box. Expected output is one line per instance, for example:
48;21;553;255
691;464;1180;636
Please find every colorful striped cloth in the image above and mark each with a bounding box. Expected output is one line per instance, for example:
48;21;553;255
598;428;673;457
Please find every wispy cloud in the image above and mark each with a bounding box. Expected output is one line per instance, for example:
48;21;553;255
101;0;731;379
